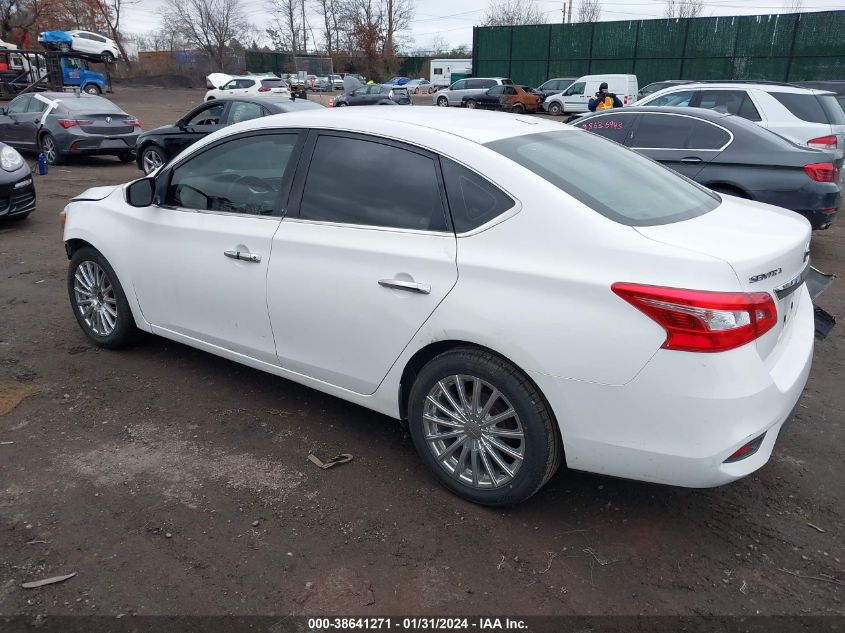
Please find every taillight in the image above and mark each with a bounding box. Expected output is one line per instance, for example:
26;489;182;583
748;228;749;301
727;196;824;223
57;118;94;129
258;86;270;92
803;162;837;183
126;118;141;127
623;95;628;105
807;135;837;150
611;283;777;353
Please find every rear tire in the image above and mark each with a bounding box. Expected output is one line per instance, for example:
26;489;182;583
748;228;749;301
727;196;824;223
67;247;136;349
101;51;115;64
512;103;525;114
464;99;476;109
39;133;62;165
408;348;562;506
548;102;562;116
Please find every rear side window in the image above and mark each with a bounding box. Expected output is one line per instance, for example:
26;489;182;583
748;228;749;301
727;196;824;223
697;90;760;121
576;113;635;144
261;79;285;87
299;135;448;232
687;120;730;149
228;101;264;124
441;159;514;233
632;114;692;148
486;131;718;226
818;94;845;125
771;92;833;124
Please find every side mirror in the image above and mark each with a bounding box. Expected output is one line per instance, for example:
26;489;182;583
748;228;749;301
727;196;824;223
126;177;155;207
0;107;6;115
176;119;187;130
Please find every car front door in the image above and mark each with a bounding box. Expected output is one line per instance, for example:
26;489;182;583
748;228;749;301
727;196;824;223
561;81;586;112
165;101;229;158
0;95;33;147
267;131;459;394
629;113;727;179
480;85;504;109
448;79;467;105
131;131;304;364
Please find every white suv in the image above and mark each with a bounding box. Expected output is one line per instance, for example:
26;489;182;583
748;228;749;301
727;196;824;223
637;82;845;157
68;30;120;63
205;75;290;101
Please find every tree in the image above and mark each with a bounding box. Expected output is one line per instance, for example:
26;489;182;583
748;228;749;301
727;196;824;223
266;0;301;52
663;0;704;19
429;34;448;55
784;0;803;12
481;0;546;26
575;0;601;22
313;0;341;55
91;0;136;67
161;0;249;70
381;0;413;61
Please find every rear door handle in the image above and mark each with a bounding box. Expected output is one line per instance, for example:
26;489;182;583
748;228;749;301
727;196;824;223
224;250;261;263
378;279;431;294
680;157;703;164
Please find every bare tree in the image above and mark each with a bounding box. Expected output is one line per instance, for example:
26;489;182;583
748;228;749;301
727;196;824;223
784;0;803;12
381;0;413;60
92;0;136;66
481;0;546;26
313;0;341;55
575;0;601;23
161;0;249;70
663;0;704;18
266;0;301;52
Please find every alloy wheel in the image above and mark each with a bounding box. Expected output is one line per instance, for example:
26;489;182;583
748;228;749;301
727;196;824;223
142;148;164;174
437;97;448;107
73;260;118;337
41;136;56;164
422;374;525;489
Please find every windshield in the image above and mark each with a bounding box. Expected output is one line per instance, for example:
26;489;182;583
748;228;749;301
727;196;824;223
485;131;719;226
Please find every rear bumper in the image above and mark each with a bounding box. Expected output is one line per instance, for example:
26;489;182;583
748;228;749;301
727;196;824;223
794;207;838;230
531;285;815;488
58;133;139;156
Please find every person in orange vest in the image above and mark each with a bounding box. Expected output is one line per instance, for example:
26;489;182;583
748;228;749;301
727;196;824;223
588;82;623;112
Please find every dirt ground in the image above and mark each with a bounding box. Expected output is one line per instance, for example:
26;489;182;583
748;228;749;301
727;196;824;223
0;86;842;617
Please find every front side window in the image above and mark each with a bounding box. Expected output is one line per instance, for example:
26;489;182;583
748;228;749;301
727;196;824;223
647;90;694;107
488;86;505;96
299;135;447;231
7;95;30;114
486;131;718;226
441;158;514;233
576;113;635;144
223;80;238;90
451;80;466;91
564;82;585;96
228;101;264;124
165;134;298;216
187;103;224;126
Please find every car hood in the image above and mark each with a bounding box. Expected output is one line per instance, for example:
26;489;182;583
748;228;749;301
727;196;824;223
139;124;179;139
207;73;232;90
72;185;119;202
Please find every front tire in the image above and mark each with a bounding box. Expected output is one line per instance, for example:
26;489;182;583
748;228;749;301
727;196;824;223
68;247;136;349
83;83;101;95
437;96;448;107
408;348;562;506
140;145;165;173
548;102;562;116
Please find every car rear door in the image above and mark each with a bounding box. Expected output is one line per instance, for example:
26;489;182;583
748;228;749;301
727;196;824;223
267;131;458;395
132;130;305;364
575;111;639;144
629;113;728;179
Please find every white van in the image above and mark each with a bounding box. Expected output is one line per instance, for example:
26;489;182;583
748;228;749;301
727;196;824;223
543;74;638;115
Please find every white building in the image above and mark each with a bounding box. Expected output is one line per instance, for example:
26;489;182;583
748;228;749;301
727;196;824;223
430;58;471;88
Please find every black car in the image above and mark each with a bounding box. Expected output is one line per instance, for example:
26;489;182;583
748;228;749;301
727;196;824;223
134;96;324;174
0;141;35;220
638;80;693;100
573;106;842;229
0;92;140;165
333;84;411;106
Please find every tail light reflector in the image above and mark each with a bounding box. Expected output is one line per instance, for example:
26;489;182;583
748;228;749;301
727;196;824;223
807;135;837;150
57;119;94;129
803;162;837;183
724;433;766;463
611;283;777;353
820;208;836;214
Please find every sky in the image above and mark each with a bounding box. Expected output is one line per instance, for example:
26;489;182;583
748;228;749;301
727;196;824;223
123;0;844;52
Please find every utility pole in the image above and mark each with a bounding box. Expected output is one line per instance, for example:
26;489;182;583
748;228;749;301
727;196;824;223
561;1;566;23
568;0;573;23
301;0;308;54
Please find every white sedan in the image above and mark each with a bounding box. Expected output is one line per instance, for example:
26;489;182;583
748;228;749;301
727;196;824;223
205;74;289;101
68;30;120;63
60;108;818;506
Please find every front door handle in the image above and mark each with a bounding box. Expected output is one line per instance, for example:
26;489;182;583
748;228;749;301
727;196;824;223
224;250;261;263
378;279;431;294
680;157;703;164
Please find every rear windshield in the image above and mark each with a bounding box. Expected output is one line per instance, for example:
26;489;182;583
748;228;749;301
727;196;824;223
771;92;841;124
59;96;122;112
818;94;845;125
261;78;286;87
485;131;719;226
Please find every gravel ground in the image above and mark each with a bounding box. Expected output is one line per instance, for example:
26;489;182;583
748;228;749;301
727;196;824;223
0;86;842;617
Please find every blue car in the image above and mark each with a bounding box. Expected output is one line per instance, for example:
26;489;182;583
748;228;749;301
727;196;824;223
384;76;409;86
38;30;73;52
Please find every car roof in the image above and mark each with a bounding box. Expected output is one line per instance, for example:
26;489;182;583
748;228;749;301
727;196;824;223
652;81;832;95
211;106;574;147
600;105;732;119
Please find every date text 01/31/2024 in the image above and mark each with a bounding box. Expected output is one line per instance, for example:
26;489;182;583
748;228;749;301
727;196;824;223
307;618;529;630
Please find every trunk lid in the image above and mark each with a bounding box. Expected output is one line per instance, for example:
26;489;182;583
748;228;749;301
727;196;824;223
635;196;811;358
78;112;136;135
